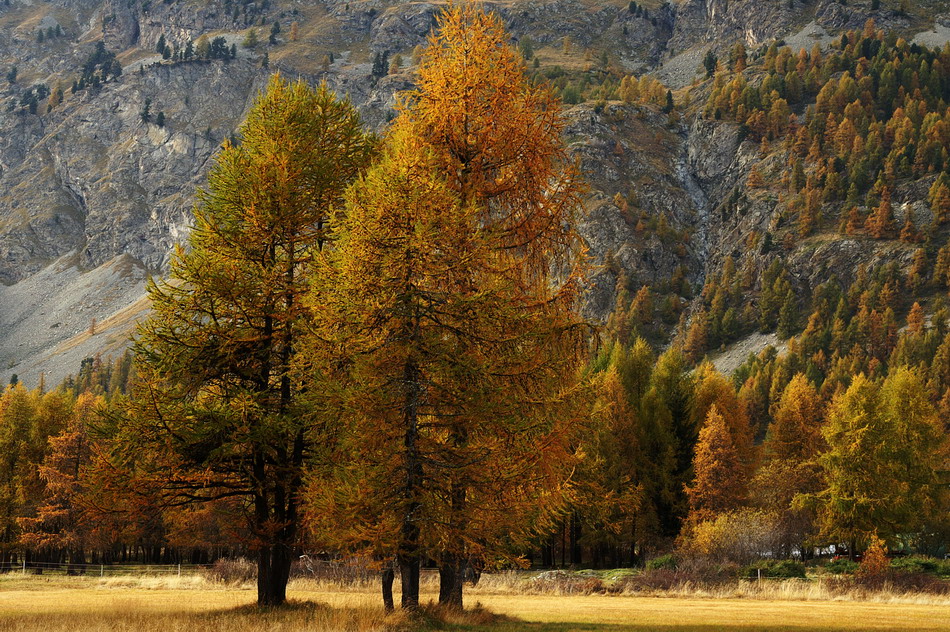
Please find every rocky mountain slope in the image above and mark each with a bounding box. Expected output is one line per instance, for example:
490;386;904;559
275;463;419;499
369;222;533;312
1;0;949;386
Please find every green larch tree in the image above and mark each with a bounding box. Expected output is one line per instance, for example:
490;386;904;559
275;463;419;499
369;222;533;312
809;369;948;553
117;74;376;606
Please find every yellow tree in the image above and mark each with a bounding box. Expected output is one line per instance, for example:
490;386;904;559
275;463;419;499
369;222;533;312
401;2;582;277
390;2;587;608
18;393;101;567
685;405;746;525
691;363;755;475
306;127;586;610
117;74;376;606
808;369;948;555
753;374;825;557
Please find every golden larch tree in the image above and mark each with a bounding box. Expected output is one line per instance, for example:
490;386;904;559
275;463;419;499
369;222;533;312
685;405;747;525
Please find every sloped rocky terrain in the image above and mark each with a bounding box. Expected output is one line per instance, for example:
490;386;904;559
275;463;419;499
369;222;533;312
0;0;949;385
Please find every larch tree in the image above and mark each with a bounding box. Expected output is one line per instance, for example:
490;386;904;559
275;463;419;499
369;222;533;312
690;363;755;476
305;125;586;610
809;369;948;554
117;74;376;606
0;386;66;566
685;404;747;526
752;373;825;557
394;2;588;609
18;393;100;566
307;3;588;611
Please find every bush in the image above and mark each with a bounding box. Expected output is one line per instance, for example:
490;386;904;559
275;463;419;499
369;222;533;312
743;559;806;579
824;558;859;575
290;556;376;583
206;557;256;584
826;572;950;596
646;554;677;571
679;509;780;565
890;556;950;578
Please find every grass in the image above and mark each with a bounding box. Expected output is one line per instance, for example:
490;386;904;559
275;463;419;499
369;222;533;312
0;572;949;632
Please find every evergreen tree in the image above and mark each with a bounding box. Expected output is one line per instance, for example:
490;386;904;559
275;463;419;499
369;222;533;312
777;289;798;339
139;98;151;123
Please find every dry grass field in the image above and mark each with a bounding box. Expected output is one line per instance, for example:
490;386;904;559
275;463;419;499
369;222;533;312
0;573;948;632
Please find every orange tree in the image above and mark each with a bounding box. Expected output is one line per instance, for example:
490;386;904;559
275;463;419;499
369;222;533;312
404;3;587;608
305;3;589;611
113;74;376;606
18;393;100;565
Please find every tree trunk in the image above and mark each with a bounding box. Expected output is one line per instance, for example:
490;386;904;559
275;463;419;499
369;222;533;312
382;567;395;612
257;542;293;606
569;512;582;565
398;359;423;610
438;553;463;610
399;556;420;609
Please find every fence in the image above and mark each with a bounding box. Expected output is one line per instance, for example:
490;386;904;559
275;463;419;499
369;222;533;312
0;560;210;577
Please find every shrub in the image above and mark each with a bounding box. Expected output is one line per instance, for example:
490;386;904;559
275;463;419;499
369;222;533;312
890;556;950;578
646;554;677;571
743;559;806;579
289;556;376;584
826;572;950;596
825;558;859;575
858;534;889;578
679;509;780;565
529;571;605;594
206;557;256;584
619;559;740;593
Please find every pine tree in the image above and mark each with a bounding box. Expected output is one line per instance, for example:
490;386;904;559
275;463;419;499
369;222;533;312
118;74;376;606
777;289;798;339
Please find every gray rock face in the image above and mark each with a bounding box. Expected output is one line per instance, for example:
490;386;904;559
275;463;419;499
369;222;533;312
565;103;702;320
0;59;265;283
0;0;946;386
669;0;805;53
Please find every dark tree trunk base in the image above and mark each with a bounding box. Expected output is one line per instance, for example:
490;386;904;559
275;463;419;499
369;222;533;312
257;544;293;606
438;556;463;610
382;567;395;612
399;558;420;610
